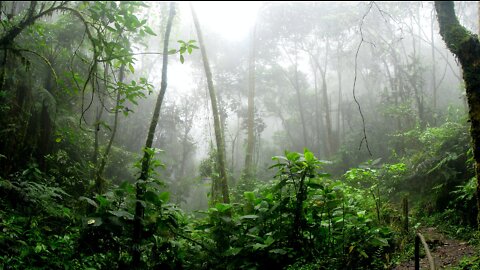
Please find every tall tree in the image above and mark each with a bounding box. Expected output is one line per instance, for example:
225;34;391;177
244;22;256;178
191;4;230;204
132;3;176;267
435;1;480;228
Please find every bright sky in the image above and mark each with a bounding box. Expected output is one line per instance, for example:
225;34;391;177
187;1;262;41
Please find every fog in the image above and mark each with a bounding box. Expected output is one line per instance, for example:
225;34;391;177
1;1;477;208
105;2;476;207
2;2;480;268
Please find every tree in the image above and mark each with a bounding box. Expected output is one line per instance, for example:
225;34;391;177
244;22;257;178
191;4;230;204
132;3;176;267
435;1;480;228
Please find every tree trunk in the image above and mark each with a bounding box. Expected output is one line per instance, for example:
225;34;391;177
336;42;343;146
293;42;309;148
92;96;103;173
435;1;480;228
311;60;321;154
191;4;230;204
311;41;333;157
431;9;437;117
244;22;256;178
132;3;176;267
95;65;125;194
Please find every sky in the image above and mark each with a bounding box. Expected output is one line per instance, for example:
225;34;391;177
187;1;262;41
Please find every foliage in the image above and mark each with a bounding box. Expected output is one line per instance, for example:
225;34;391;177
182;149;395;269
0;1;478;270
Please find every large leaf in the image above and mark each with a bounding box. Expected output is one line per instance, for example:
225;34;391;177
108;210;134;220
144;190;159;205
244;191;256;202
79;196;98;209
215;203;232;213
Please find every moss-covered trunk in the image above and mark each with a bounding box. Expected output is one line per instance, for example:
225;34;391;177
435;1;480;228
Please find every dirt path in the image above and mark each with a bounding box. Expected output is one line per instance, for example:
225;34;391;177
394;227;476;269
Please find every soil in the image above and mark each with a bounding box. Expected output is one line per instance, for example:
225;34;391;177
393;227;476;270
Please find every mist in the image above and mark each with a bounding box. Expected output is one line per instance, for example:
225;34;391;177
1;1;479;269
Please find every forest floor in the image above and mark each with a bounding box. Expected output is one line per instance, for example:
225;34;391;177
393;227;476;269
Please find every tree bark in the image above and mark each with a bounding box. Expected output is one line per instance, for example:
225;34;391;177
132;3;176;267
191;4;230;204
435;1;480;228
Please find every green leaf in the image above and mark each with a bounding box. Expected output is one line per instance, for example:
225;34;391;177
97;193;110;204
35;243;46;253
79;196;98;209
143;25;156;36
180;54;184;64
215;203;232;212
108;210;134;220
264;236;274;246
306;179;323;189
286;151;300;161
304;150;314;162
144;190;159;204
370;237;389;247
168;49;177;55
252;243;266;250
225;247;242;256
159;191;170;203
269;248;287;255
244;191;256;202
128;63;135;73
240;214;259;220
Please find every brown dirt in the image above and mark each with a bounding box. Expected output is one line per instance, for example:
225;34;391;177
393;227;476;270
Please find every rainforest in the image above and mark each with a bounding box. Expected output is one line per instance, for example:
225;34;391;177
1;1;480;269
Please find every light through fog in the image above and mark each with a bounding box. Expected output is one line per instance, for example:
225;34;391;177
189;1;262;41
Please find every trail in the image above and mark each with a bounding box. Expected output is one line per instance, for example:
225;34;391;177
394;227;476;269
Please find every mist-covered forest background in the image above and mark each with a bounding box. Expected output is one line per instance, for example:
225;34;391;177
1;1;479;269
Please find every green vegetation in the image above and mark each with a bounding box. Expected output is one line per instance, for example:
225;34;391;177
1;1;479;269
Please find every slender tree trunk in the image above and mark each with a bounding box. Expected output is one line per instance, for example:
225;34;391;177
92;96;103;173
132;3;175;267
95;65;125;193
431;9;437;117
311;41;333;157
293;42;308;148
311;59;322;154
191;4;230;204
244;22;256;178
435;1;480;228
337;59;343;146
